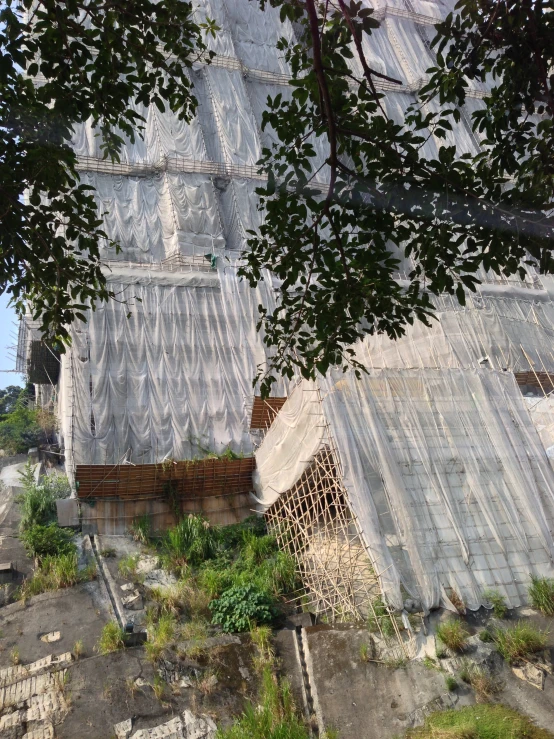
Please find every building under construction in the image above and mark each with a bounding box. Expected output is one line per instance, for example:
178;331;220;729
18;0;554;623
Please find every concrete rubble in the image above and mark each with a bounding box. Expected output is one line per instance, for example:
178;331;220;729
114;709;217;739
0;653;73;739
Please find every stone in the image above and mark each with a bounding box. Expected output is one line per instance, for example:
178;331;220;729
135;555;159;575
121;583;135;591
143;569;177;591
40;632;61;643
122;591;143;610
114;718;133;739
512;662;546;690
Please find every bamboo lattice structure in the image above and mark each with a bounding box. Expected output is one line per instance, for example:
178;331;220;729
265;439;415;657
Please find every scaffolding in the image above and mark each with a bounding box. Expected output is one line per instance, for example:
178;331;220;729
264;439;415;656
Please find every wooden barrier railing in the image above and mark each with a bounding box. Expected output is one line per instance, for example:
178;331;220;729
75;457;256;500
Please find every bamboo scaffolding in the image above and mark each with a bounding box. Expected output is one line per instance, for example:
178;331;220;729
265;440;414;658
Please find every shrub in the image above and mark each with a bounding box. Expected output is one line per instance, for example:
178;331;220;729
161;514;217;570
210;584;276;632
0;393;45;454
128;515;151;545
96;622;126;655
528;576;554;616
17;551;86;600
17;466;71;533
494;622;548;663
483;589;508;619
20;523;75;559
436;620;469;652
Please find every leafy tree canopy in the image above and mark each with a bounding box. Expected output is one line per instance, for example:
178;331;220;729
0;385;24;415
0;0;216;344
242;0;554;392
1;0;553;392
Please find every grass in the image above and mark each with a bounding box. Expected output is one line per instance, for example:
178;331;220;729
250;624;275;674
217;664;309;739
73;639;84;659
459;661;501;700
493;622;548;663
360;643;370;663
145;611;176;663
152;675;167;702
482;589;508;619
529;576;554;616
96;621;126;655
405;704;554;738
99;547;116;558
436;620;469;653
118;553;140;579
152;515;298;632
17;552;95;600
10;646;20;665
367;598;398;637
128;515;151;545
445;675;458;692
180;618;208;659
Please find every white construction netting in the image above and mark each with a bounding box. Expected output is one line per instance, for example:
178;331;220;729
57;0;554;612
61;264;285;469
256;371;554;612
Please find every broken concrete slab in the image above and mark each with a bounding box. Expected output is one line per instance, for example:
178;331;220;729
512;662;546;690
39;632;60;644
117;710;217;739
303;624;474;739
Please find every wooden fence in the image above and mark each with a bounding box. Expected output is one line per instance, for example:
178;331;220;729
75;457;256;501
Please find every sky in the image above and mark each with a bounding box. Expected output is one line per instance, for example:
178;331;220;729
0;294;25;390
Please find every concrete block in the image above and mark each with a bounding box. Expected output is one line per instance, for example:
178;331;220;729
56;498;79;527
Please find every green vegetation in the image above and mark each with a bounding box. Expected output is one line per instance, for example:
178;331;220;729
0;385;22;416
445;676;457;692
152;515;297;631
493;622;548;664
73;640;84;659
145;611;176;663
435;620;469;653
20;523;75;559
218;624;309;739
118;553;140;579
0;387;50;454
18;552;95;600
482;589;508;619
210;584;276;633
217;664;309;739
17;463;71;532
161;514;218;571
128;515;151;545
15;465;90;601
405;704;554;739
529;576;554;616
96;622;126;655
458;662;500;700
367;598;398;638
